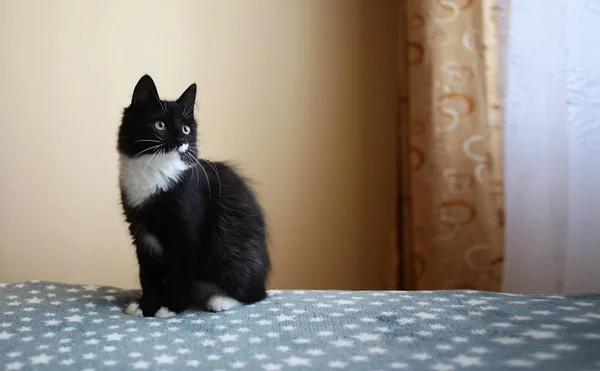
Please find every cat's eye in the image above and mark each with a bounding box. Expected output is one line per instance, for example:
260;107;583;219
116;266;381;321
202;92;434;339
154;121;166;131
182;125;191;135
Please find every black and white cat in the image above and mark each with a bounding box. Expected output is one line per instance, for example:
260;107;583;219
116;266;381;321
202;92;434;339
118;75;270;317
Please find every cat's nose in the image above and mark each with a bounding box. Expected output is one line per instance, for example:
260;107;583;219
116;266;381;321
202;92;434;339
177;142;189;153
175;139;186;147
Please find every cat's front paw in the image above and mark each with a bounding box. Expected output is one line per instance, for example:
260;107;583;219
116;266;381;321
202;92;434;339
206;295;242;312
124;301;143;317
154;306;177;318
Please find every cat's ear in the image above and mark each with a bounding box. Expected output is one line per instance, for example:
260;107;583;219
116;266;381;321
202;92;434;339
131;75;160;105
176;83;197;116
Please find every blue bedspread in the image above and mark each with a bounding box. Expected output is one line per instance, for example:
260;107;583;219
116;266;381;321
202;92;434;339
1;281;599;370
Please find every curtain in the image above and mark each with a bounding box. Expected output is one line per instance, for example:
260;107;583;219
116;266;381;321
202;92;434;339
398;0;504;290
503;0;600;294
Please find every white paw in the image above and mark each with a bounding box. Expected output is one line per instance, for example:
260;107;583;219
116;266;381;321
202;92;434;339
124;302;143;317
206;295;242;312
154;306;177;318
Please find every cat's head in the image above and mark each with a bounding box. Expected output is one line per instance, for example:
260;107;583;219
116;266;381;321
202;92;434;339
118;75;198;162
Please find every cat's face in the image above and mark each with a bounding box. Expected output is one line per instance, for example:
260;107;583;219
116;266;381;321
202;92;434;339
118;75;198;163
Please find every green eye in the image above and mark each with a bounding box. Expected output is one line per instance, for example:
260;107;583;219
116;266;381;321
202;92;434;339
182;125;191;135
154;121;166;131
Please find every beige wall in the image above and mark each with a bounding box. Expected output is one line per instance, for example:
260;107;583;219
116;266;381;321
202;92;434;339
0;1;397;290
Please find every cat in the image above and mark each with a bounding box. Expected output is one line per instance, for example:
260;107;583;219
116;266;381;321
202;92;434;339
118;75;270;317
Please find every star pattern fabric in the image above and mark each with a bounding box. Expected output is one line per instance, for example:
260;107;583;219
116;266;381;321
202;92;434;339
1;282;600;370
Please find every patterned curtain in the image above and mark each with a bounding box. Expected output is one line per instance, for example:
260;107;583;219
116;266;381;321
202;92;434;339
397;0;504;290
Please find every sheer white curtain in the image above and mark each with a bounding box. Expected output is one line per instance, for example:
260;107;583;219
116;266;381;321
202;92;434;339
504;0;600;294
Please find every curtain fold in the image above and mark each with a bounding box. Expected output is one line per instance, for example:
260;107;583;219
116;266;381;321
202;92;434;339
398;0;504;290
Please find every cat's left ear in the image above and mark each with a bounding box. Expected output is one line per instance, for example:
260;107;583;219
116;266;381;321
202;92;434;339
176;83;197;117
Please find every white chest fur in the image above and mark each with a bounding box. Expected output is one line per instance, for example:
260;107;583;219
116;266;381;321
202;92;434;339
119;151;189;208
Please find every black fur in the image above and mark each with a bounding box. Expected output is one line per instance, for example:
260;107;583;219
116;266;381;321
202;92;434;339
118;75;269;316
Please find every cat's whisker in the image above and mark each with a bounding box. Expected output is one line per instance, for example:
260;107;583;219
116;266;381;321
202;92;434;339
190;148;222;197
186;152;212;197
142;145;163;175
134;139;162;144
186;152;200;190
132;144;163;159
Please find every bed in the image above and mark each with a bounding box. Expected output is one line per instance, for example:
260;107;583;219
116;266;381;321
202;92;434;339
1;281;599;370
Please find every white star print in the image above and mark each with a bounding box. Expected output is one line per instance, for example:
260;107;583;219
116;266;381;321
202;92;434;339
277;314;295;322
60;359;75;366
329;361;348;368
389;362;408;369
532;352;558;360
0;331;15;340
186;360;201;367
254;354;268;360
331;339;353;347
505;359;536;367
276;346;291;352
368;347;387;354
207;354;221;361
155;354;176;364
563;317;591;323
82;353;97;360
523;330;557;339
31;353;54;364
7;352;21;358
133;360;149;369
263;363;282;371
6;362;24;371
493;337;524;345
453;355;482;367
106;333;124;341
284;356;311;366
350;355;368;362
553;344;578;351
431;364;455;371
413;353;431;361
45;319;61;326
306;349;325;356
466;299;488;305
104;360;118;366
177;348;191;354
353;333;381;342
583;333;600;339
58;347;71;353
470;347;490;354
65;315;83;322
219;333;238;342
25;297;43;304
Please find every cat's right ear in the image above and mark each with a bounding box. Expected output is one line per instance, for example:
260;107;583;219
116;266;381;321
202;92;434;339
131;75;160;105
